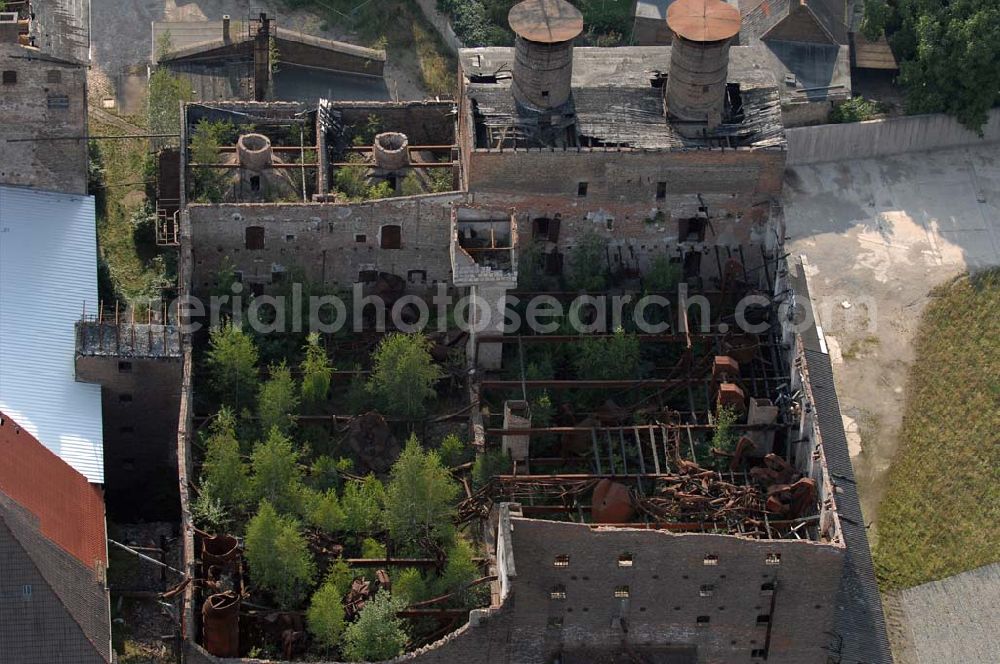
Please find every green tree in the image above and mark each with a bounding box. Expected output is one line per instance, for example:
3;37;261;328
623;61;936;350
433;536;481;607
472;450;509;489
574;327;640;380
869;0;1000;132
304;488;345;532
341;475;386;535
367;333;442;420
341;591;408;661
258;361;299;435
244;501;316;607
712;406;739;454
360;537;387;558
645;255;682;292
306;560;354;650
199;407;250;513
189;119;231;203
384;436;459;548
206;323;259;409
830;96;884;123
250;427;305;515
438;433;467;467
147;68;192;135
861;0;892;40
567;231;608;291
400;171;423;196
300;333;332;409
393;568;428;604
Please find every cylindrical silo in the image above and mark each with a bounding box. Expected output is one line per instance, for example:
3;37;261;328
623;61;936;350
508;0;583;111
665;0;741;135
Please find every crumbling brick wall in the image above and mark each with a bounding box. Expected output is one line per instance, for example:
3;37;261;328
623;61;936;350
0;44;88;194
188;194;463;296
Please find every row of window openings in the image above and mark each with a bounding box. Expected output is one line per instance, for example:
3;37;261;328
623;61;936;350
550;582;776;600
245;226;401;250
553;553;780;567
1;70;63;85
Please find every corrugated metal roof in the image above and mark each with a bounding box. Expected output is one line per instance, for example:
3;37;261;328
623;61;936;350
0;186;104;484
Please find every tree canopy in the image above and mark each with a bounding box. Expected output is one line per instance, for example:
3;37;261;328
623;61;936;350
574;327;640;380
258;361;299;435
199;407;250;514
250;428;305;515
206;323;259;409
367;333;442;420
341;590;408;661
244;501;316;607
864;0;1000;132
384;435;460;548
300;333;333;409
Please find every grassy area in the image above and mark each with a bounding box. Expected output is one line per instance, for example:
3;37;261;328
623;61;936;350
873;270;1000;590
89;118;172;303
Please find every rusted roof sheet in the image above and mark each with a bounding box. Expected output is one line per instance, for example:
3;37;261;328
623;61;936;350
508;0;584;44
667;0;741;43
851;32;898;70
0;412;107;569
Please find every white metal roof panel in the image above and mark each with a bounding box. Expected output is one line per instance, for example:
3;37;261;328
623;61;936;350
0;186;104;483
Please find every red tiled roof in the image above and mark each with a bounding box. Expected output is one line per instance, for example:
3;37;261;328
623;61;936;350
0;411;107;570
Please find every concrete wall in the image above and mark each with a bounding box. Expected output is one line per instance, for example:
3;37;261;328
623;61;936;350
273;32;385;78
75;355;183;521
188;194;463;295
0;44;88;194
412;0;464;55
786;108;1000;165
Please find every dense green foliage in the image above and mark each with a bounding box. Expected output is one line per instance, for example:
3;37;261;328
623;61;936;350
250;428;305;515
645;255;682;292
567;231;609;291
863;0;1000;131
384;436;460;548
206;324;259;409
340;475;386;535
198;408;250;515
574;327;640;380
258;362;299;435
244;501;316;606
472;450;510;488
189;119;232;203
341;591;408;661
306;560;355;649
300;333;333;408
147;69;192;135
830;96;885;123
367;333;442;419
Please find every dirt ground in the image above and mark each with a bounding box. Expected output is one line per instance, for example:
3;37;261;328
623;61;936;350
89;0;430;104
783;143;1000;661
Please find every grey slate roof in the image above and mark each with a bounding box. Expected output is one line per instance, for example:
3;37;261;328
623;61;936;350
0;495;111;663
790;261;894;664
462;46;785;150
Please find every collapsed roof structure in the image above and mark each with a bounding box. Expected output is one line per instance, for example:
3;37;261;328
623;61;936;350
149;1;892;661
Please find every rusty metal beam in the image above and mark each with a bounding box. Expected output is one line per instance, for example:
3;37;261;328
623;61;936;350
485;423;787;435
481;379;694;389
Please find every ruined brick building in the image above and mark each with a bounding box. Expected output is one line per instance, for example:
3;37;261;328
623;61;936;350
171;1;890;662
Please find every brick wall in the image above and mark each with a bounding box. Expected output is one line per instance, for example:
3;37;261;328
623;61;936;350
188;194;464;296
0;44;87;194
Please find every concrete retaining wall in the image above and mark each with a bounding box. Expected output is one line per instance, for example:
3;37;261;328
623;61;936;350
786;108;1000;165
413;0;464;55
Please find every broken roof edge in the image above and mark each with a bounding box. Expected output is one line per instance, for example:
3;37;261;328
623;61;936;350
273;27;386;63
